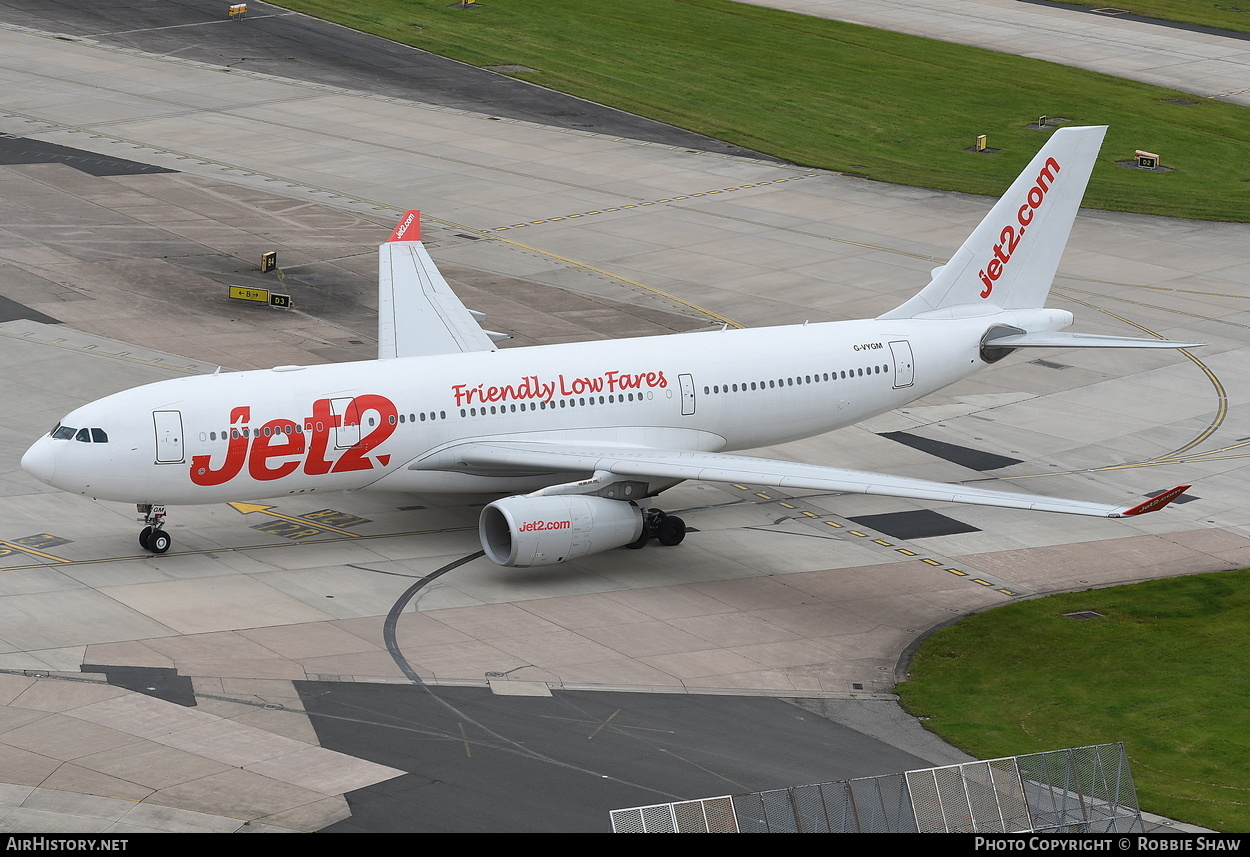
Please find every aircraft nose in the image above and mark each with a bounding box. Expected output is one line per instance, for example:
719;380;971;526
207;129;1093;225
21;438;56;484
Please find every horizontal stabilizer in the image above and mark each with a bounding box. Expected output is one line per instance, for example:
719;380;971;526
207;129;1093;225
987;331;1205;349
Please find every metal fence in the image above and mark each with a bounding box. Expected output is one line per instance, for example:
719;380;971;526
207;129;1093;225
610;742;1141;833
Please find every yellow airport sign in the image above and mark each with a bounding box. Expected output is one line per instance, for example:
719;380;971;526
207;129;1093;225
229;286;269;303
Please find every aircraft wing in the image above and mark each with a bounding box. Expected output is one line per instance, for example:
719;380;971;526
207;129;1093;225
378;210;498;358
449;440;1189;518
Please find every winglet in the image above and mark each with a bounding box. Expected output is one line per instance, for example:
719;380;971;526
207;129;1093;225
1117;485;1191;517
377;210;495;358
387;210;421;243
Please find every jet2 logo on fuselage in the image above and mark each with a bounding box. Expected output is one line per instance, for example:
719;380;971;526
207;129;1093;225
190;394;398;486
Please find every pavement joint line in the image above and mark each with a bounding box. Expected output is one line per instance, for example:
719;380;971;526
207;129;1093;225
1055;285;1250;331
0;322;212;373
0;526;480;571
94;12;296;38
489;174;821;231
717;483;1030;597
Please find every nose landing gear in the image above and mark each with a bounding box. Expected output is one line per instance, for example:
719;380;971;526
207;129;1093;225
137;504;171;554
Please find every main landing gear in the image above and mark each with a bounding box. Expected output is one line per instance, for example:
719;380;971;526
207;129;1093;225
137;504;171;554
626;508;687;550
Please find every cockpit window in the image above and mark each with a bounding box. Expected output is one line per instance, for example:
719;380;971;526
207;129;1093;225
49;424;108;443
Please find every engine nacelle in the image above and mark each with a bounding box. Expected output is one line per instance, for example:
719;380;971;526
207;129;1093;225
479;495;644;568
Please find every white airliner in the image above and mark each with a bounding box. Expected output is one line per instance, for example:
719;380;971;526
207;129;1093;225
22;125;1194;564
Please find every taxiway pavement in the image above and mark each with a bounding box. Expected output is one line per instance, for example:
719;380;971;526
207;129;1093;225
0;0;1245;833
740;0;1250;108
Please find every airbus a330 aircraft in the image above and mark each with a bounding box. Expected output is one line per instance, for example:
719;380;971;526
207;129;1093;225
22;125;1195;565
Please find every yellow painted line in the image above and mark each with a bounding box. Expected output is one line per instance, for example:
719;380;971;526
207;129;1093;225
896;549;918;556
948;568;969;576
483;234;745;329
972;579;993;587
488;173;818;239
755;493;772;499
998;589;1019;596
779;502;796;509
848;530;867;537
228;502;362;538
824;521;843;528
1063;273;1250;303
0;526;480;571
1057;296;1226;459
801;511;818;518
872;539;892;546
0;541;72;563
921;558;942;566
731;484;748;490
1003;294;1226;480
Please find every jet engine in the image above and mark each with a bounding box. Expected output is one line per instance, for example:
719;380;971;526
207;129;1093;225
479;494;643;568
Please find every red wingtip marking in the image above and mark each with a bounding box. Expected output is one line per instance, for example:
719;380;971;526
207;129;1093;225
1121;484;1191;516
387;210;421;243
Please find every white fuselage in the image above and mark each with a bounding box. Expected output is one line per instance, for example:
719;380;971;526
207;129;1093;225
22;312;1040;505
25;128;1189;561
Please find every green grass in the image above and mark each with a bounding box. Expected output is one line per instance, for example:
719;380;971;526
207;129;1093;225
272;0;1250;221
1051;1;1250;34
895;571;1250;832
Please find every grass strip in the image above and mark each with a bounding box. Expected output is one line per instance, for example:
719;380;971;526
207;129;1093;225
271;0;1250;221
1048;1;1250;35
896;570;1250;832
